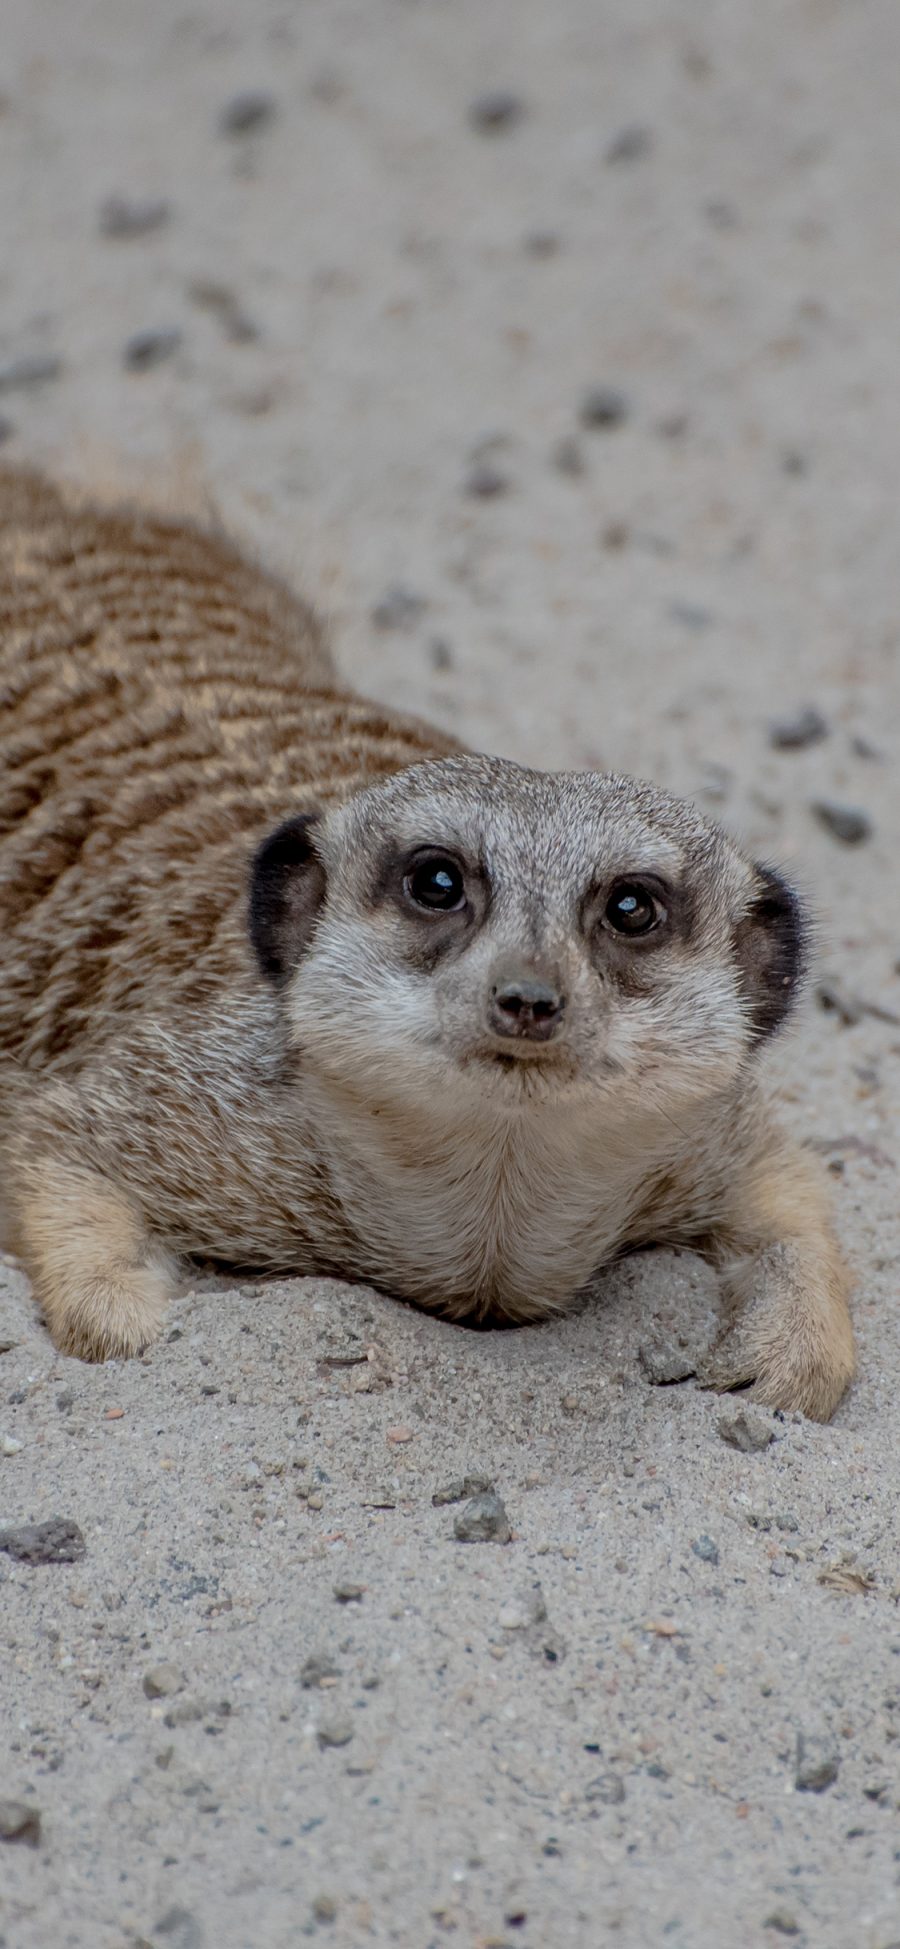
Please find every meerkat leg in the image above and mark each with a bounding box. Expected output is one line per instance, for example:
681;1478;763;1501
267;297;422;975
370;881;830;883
7;1156;174;1361
697;1140;855;1422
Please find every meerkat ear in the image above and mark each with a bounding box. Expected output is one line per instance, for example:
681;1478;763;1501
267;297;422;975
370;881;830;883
249;814;327;982
734;864;807;1044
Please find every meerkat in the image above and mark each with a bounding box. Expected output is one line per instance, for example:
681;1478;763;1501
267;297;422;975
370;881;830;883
0;467;854;1418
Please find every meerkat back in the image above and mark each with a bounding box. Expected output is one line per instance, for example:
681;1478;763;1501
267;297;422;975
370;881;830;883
0;469;452;1069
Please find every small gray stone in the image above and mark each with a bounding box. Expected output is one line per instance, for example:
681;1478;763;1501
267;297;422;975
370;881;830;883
432;1473;494;1506
606;124;653;163
219;91;276;137
768;706;829;750
123;328;182;372
453;1491;511;1543
150;1905;205;1949
371;585;428;631
467;90;526;134
691;1534;720;1565
811;800;872;845
639;1340;696;1385
0;1516;85;1563
142;1663;184;1700
669;600;713;631
301;1651;341;1688
551;435;585;477
579;385;629;430
99;195;171;239
523;229;561;257
55;1390;75;1412
498;1583;547;1631
795;1731;839;1792
716;1409;775;1453
312;1893;338;1924
0;355;62;393
0;1799;41;1846
764;1911;801;1937
815;977;865;1027
584;1772;626;1805
317;1711;354;1749
333;1581;365;1603
463;461;510;498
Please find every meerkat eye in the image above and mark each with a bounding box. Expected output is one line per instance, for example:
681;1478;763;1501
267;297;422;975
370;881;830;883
404;853;467;913
602;880;666;938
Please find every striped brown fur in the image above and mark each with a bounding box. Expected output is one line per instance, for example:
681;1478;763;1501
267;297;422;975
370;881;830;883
0;469;456;1068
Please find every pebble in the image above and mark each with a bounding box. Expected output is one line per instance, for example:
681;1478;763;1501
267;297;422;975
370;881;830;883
467;90;526;134
219;91;277;137
763;1911;801;1936
312;1893;338;1923
301;1651;341;1688
0;1516;85;1563
691;1534;720;1565
811;800;872;845
123;328;182;372
432;1473;494;1506
371;585;428;631
669;600;713;631
147;1905;205;1948
716;1408;775;1453
524;229;561;257
0;355;62;393
794;1731;839;1792
768;705;829;750
498;1583;547;1630
187;279;258;344
99;194;171;239
428;636;454;671
333;1581;365;1604
815;977;865;1027
317;1711;354;1749
55;1390;75;1412
164;1698;230;1729
142;1663;184;1700
584;1772;626;1805
385;1425;414;1445
579;385;629;430
1;1434;22;1456
551;435;585;477
0;1798;41;1846
605;124;653;163
463;461;510;498
453;1491;511;1544
639;1340;696;1385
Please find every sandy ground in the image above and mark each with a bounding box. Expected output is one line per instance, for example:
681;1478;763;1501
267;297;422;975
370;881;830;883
1;2;900;1944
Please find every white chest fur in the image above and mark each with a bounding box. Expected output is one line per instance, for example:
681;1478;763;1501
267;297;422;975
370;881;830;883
306;1073;676;1320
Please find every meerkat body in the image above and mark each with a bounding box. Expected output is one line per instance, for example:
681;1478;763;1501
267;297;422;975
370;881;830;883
0;469;855;1417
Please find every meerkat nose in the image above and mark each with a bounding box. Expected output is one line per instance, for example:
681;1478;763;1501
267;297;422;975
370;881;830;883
489;975;566;1043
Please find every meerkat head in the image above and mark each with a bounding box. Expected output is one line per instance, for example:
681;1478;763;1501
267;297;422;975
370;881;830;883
249;756;805;1117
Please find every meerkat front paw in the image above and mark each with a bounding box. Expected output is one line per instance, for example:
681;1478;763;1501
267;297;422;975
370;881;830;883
697;1239;855;1422
7;1158;174;1362
45;1261;174;1362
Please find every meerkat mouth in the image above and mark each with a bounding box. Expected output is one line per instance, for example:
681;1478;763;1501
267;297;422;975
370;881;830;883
466;1041;578;1082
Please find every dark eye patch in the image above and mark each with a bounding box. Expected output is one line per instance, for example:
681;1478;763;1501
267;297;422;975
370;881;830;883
364;838;490;968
